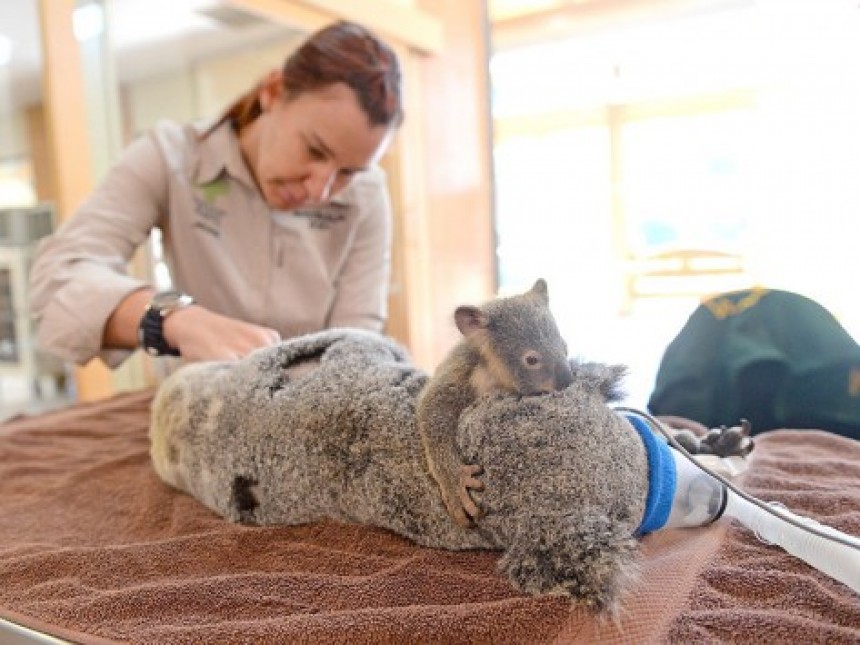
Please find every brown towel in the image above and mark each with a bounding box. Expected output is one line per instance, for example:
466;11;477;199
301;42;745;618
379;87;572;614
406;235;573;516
666;430;860;643
1;391;858;644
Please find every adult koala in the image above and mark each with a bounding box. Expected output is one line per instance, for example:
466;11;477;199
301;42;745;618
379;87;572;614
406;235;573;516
150;329;649;611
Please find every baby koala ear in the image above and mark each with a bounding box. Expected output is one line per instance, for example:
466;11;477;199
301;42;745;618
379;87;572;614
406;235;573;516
455;305;489;337
530;278;549;303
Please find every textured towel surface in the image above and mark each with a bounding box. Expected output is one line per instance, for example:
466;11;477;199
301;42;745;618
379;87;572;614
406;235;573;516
1;390;858;644
665;430;860;643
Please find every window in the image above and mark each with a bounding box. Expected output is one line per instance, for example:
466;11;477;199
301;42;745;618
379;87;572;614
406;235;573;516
490;0;860;404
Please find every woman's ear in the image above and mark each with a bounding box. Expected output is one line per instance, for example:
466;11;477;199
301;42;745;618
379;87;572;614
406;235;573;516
258;69;284;111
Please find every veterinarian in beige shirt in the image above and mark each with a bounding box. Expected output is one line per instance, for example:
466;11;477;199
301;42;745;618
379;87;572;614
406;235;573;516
29;21;403;368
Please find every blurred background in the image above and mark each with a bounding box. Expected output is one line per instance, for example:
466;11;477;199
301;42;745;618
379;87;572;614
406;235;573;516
1;0;859;418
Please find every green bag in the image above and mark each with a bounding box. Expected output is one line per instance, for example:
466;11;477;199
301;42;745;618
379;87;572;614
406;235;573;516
648;288;860;439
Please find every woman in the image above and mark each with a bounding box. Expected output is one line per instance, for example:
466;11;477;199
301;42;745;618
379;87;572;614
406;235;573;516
29;20;403;367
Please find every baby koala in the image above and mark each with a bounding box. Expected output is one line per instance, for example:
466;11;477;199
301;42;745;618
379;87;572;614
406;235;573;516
417;279;573;528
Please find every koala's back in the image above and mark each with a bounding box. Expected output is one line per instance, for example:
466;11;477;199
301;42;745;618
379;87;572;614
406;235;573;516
150;330;652;609
457;382;649;608
149;331;492;549
459;383;648;528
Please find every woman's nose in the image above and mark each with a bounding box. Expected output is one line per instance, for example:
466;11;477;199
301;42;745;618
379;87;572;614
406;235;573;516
305;166;338;205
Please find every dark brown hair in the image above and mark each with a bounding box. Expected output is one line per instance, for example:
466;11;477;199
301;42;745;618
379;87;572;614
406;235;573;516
219;21;403;132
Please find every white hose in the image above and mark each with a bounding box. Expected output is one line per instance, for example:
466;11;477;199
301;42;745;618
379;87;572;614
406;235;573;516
723;490;860;594
613;407;860;594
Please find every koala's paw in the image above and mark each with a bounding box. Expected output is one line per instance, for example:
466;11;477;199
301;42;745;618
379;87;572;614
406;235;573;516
498;515;640;611
458;463;485;522
674;419;754;457
441;486;474;529
437;465;485;529
701;419;754;457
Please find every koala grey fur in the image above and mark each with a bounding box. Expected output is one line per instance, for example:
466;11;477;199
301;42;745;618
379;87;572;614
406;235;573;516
150;329;649;611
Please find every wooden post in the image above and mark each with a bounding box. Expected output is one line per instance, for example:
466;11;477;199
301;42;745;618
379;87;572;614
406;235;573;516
38;0;114;401
410;0;497;368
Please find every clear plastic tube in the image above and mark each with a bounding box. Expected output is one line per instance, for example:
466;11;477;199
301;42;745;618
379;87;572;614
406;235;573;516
664;448;726;529
723;489;860;594
616;407;860;593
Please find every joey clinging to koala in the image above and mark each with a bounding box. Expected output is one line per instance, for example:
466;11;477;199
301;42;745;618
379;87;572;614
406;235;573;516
417;279;574;528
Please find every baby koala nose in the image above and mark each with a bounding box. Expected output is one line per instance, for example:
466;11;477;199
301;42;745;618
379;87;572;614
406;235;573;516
555;361;574;390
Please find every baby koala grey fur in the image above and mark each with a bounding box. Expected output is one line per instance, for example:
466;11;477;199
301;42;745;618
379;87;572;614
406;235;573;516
150;329;649;610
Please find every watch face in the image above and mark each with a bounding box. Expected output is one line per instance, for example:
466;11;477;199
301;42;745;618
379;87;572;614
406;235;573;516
140;291;192;357
151;291;194;315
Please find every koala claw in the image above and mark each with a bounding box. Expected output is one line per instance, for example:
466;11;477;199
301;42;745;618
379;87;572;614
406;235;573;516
442;490;474;528
459;463;485;522
440;464;485;528
461;463;485;492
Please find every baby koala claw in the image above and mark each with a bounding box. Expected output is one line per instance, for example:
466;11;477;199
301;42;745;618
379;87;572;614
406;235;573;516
442;493;474;529
458;463;485;524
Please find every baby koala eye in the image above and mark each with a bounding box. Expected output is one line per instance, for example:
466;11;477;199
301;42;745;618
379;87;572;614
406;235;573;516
523;351;542;369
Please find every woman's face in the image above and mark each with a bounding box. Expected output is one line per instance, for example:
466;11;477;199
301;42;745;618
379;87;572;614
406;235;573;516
247;78;393;211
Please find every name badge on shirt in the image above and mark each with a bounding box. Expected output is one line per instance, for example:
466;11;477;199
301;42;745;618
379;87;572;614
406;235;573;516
293;203;351;230
193;177;230;237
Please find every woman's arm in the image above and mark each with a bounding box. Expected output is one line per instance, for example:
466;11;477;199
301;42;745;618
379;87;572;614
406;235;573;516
29;131;282;366
28;134;168;367
104;288;281;362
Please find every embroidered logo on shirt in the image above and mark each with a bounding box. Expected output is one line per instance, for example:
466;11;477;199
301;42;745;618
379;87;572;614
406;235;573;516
201;177;230;203
293;203;350;230
193;178;229;238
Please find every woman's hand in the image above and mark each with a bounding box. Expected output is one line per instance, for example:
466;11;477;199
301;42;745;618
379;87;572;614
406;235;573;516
163;305;281;362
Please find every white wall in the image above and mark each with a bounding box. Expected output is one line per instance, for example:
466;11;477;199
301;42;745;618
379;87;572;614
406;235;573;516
122;33;304;136
490;0;860;406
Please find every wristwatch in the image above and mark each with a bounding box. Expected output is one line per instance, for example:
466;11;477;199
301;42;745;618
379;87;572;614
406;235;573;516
138;290;195;356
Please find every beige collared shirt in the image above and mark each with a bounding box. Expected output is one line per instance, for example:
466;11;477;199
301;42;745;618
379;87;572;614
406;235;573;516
29;119;392;367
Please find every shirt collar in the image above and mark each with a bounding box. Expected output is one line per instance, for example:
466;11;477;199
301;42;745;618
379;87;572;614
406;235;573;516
192;115;350;208
192;117;257;191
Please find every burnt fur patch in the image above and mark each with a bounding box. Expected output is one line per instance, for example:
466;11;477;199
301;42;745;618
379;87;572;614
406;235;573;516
231;475;260;522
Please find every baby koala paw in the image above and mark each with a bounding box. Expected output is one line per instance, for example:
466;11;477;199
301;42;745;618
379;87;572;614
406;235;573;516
458;463;485;523
439;464;486;528
441;494;472;529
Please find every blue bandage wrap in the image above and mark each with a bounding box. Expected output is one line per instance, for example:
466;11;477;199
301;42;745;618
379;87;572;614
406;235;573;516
623;412;677;536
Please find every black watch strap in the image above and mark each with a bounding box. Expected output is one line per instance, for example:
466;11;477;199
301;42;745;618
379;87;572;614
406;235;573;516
139;308;180;356
138;291;194;357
